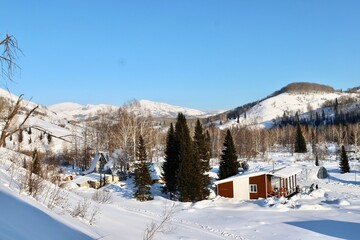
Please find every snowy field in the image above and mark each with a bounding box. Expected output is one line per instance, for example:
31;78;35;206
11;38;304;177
1;149;360;240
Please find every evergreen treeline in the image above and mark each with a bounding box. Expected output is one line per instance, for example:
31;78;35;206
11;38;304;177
276;97;360;128
204;121;360;160
162;114;211;202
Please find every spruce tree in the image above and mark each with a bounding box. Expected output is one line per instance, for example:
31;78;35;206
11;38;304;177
47;134;52;144
133;135;153;201
218;130;239;180
176;113;201;202
18;128;23;143
162;123;178;197
339;145;350;174
193;119;211;200
315;154;319;166
31;149;42;176
294;124;307;153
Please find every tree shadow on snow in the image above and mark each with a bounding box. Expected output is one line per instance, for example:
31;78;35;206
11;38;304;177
325;169;359;185
285;220;360;240
106;179;135;199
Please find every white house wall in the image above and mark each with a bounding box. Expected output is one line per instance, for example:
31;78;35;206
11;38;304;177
233;177;250;200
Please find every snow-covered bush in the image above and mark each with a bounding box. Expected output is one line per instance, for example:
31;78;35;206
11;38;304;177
91;189;112;204
70;199;91;218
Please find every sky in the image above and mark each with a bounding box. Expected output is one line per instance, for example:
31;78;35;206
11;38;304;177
1;1;360;111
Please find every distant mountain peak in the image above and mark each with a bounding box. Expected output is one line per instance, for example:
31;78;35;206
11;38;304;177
270;82;335;98
126;99;208;118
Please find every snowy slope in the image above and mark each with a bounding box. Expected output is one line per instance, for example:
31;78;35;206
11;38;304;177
48;102;118;121
0;148;95;240
1;146;360;240
221;91;360;129
247;92;342;123
0;188;92;240
0;89;77;153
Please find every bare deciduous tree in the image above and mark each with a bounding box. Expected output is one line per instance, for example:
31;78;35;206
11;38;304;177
143;202;176;240
0;34;21;82
0;34;39;147
0;95;39;147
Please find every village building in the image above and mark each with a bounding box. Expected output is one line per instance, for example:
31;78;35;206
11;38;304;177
214;167;301;200
83;151;115;175
72;173;119;189
71;151;119;189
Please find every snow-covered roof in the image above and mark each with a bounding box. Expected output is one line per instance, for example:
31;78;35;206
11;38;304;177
72;173;101;184
214;172;268;185
270;167;302;178
214;167;302;185
83;151;113;175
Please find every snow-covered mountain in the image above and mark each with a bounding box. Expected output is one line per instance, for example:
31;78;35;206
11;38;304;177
49;99;213;120
0;89;215;154
218;82;360;128
127;99;210;118
48;102;119;121
1;82;359;154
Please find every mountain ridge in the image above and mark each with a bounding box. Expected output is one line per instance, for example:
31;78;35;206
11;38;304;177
48;99;215;120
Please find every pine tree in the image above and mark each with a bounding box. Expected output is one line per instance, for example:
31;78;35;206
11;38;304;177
315;155;319;166
133;135;153;201
176;113;201;202
193;119;211;200
31;149;42;176
294;124;307;153
339;145;350;173
18;128;23;143
218;130;239;180
162;123;178;197
47;134;52;144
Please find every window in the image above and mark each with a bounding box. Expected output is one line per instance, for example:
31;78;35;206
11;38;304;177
250;184;257;193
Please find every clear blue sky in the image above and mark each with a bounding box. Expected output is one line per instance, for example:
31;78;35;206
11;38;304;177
1;1;360;111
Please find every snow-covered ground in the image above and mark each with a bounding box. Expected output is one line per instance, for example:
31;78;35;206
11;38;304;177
1;148;360;240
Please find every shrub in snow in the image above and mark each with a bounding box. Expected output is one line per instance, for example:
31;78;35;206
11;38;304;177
92;189;112;204
70;198;101;225
89;206;100;225
42;185;69;210
240;161;249;171
70;199;91;219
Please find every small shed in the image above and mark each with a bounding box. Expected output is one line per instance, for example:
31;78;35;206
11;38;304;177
214;167;302;200
214;172;268;200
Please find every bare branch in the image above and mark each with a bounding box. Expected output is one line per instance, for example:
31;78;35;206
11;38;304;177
0;34;22;83
0;94;39;147
143;202;176;240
